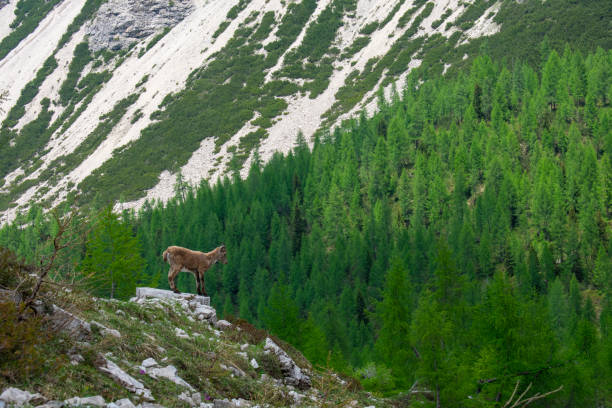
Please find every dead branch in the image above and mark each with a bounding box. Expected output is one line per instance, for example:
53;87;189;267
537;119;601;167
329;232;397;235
502;381;563;408
22;210;77;313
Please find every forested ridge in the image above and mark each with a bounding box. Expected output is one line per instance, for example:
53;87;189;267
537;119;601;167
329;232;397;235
2;46;611;406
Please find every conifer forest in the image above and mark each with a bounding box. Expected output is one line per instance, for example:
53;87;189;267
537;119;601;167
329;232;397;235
2;45;611;406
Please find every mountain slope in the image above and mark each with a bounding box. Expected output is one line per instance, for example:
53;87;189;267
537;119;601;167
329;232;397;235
1;287;377;407
0;0;610;222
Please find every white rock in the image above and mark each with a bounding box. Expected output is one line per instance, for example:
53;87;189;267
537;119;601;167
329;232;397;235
108;400;135;408
97;357;154;401
288;391;304;404
147;365;195;391
230;399;250;407
141;358;158;368
0;388;43;406
264;338;311;389
156;346;166;353
105;328;122;338
115;309;126;316
191;393;201;405
49;305;92;340
236;352;247;360
65;395;106;407
214;320;232;330
212;399;230;408
199;404;214;408
240;344;248;351
175;327;190;339
91;321;122;338
249;359;259;369
135;288;210;306
70;353;84;365
194;305;216;319
35;402;64;408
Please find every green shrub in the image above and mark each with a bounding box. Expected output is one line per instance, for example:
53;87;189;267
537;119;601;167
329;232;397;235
0;301;49;382
360;21;379;35
356;363;396;393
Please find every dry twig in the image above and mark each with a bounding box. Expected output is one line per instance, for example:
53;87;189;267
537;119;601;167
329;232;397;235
502;381;563;408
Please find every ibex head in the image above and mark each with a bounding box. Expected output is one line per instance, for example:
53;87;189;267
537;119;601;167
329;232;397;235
217;244;228;265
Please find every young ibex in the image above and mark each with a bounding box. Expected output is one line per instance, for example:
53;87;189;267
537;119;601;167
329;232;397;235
162;245;227;296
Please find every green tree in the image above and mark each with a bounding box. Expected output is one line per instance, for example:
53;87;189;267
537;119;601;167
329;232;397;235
375;258;413;382
82;207;144;299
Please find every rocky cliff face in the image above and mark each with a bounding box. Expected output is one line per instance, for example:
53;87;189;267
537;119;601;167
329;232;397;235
87;0;194;51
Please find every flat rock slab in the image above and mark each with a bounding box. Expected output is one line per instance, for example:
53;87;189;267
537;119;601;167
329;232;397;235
135;287;210;306
0;388;44;406
96;356;154;401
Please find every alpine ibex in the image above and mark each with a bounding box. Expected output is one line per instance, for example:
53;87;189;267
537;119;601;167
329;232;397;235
162;245;227;296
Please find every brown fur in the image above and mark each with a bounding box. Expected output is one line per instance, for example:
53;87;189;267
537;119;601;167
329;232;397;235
162;245;227;295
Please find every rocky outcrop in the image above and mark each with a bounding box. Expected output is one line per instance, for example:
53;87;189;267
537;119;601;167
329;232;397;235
264;338;311;390
0;0;8;10
87;0;194;51
132;287;217;324
48;305;92;341
135;287;209;306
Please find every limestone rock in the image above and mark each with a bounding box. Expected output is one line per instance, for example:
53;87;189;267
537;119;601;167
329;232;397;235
35;401;63;408
0;388;44;406
87;0;194;51
141;358;159;369
212;400;231;408
49;305;91;340
214;320;232;330
96;357;154;401
69;353;84;366
91;321;122;338
175;327;190;339
264;338;311;389
249;358;259;369
136;288;209;306
65;395;105;406
147;365;195;391
107;398;137;408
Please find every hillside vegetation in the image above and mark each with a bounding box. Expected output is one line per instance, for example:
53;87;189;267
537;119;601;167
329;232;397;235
2;46;611;406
